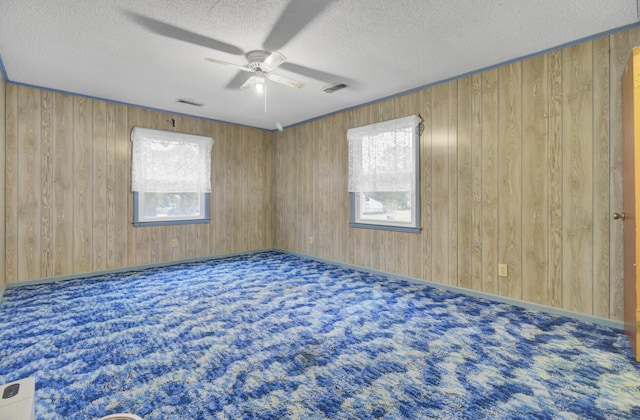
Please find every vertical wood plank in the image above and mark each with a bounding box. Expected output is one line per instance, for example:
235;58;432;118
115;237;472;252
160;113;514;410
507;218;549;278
284;126;296;252
592;36;611;318
431;83;449;284
522;54;549;305
562;42;593;314
114;104;129;269
5;83;18;283
421;88;433;281
481;69;499;295
274;127;290;253
251;127;262;252
223;123;235;253
323;115;337;261
41;90;53;278
275;127;288;252
470;74;483;291
314;118;328;259
92;100;107;271
238;124;248;253
548;50;564;309
457;76;473;289
448;81;459;286
246;126;256;252
228;125;241;253
213;122;228;254
260;129;274;250
240;128;251;253
497;63;522;300
294;124;303;255
228;125;240;252
273;124;284;249
195;117;212;256
105;103;117;269
52;93;74;276
17;86;42;281
252;128;263;250
73;96;93;273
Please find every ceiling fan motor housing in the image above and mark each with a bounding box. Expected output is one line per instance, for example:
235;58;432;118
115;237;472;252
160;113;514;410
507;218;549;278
246;50;270;71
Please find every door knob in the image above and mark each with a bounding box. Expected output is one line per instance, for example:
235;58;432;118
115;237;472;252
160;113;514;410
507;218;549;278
613;212;625;220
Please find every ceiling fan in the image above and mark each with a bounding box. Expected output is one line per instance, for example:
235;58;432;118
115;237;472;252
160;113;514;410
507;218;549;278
128;0;346;89
205;50;304;93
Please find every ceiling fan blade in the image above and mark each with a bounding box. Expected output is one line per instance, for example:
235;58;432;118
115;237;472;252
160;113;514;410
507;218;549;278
261;51;287;72
240;75;257;90
127;12;244;56
225;72;253;90
262;0;337;51
279;62;353;84
205;57;253;72
267;73;304;89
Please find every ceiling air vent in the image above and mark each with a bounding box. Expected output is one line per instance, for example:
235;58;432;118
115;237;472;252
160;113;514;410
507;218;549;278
323;83;348;93
176;98;203;107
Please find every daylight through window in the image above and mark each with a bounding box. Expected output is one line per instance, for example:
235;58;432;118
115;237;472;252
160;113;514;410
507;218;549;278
131;127;213;226
347;115;421;233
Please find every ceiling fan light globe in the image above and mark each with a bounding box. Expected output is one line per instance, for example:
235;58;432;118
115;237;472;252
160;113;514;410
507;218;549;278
254;71;266;94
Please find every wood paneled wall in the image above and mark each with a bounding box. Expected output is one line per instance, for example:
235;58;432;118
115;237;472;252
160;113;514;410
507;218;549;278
3;88;273;284
4;26;640;321
274;26;640;321
0;71;5;285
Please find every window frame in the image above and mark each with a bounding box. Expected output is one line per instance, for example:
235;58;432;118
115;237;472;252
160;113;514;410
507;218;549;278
133;192;210;227
348;116;421;234
130;127;213;228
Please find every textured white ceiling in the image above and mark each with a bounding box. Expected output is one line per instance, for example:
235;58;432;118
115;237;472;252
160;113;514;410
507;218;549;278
0;0;638;130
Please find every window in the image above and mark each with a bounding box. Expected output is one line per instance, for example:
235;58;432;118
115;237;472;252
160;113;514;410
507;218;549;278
131;127;213;227
347;115;421;233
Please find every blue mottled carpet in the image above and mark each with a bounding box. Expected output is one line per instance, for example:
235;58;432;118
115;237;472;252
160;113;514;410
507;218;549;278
1;251;639;419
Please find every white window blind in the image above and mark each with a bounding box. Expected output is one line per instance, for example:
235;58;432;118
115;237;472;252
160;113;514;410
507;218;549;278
347;115;421;192
131;127;213;193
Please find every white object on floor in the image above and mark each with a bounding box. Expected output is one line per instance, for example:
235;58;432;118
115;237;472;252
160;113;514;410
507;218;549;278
99;414;143;420
0;377;35;420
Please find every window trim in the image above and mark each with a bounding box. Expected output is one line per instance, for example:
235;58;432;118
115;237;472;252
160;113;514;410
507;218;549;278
130;127;213;228
348;116;421;234
133;192;210;227
349;191;420;233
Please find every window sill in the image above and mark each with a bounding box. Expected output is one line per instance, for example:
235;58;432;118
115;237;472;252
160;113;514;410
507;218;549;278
349;222;421;234
133;218;210;227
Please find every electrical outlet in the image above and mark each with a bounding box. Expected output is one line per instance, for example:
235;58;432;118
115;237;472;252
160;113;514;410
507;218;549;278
498;263;508;277
308;236;314;245
172;239;178;248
